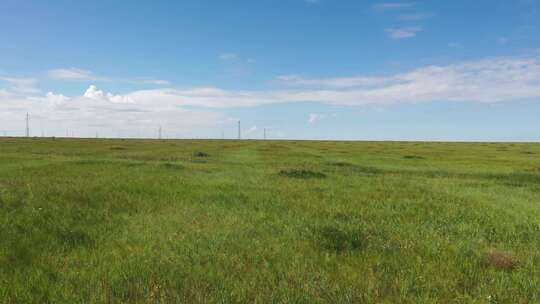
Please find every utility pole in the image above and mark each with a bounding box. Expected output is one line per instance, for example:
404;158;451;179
25;113;30;137
264;128;266;140
238;120;241;140
158;125;162;139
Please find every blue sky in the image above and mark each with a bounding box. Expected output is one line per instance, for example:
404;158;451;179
1;0;540;140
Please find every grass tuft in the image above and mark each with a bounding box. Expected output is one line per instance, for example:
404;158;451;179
326;161;355;167
192;151;209;157
483;249;519;271
161;162;184;170
403;155;425;160
316;226;367;253
110;146;128;150
279;169;327;179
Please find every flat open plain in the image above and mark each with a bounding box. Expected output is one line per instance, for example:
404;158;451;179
1;138;539;303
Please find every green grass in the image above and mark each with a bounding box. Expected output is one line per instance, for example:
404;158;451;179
1;138;539;303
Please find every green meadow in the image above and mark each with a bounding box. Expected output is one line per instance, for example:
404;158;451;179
1;138;539;303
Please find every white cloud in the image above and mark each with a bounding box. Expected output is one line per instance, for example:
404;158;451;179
275;55;540;104
398;12;435;20
43;92;69;105
277;74;393;88
48;68;169;86
83;85;105;100
48;68;102;81
245;125;257;134
219;53;255;67
0;89;11;98
219;53;239;61
308;113;337;124
0;84;227;138
373;2;415;10
137;79;171;85
0;77;40;94
385;27;422;39
83;85;134;103
304;0;320;4
3;54;540;137
308;113;325;123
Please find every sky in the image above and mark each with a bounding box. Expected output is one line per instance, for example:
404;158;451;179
1;0;540;141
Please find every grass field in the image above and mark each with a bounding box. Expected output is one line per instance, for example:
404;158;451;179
1;138;539;303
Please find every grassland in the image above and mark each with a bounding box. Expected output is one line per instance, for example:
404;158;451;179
1;138;539;303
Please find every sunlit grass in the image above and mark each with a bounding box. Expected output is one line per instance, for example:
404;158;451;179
1;138;539;303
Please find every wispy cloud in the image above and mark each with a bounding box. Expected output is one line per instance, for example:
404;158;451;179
135;78;171;85
0;77;40;94
3;54;540;137
48;68;105;81
498;37;510;45
245;125;258;134
398;12;435;21
385;27;422;39
219;52;255;65
277;74;393;88
219;53;239;61
448;42;463;49
308;113;325;124
308;113;337;124
304;0;320;4
373;2;415;11
274;55;540;105
308;113;319;123
48;68;169;85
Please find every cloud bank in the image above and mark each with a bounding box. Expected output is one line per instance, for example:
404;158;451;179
2;54;540;137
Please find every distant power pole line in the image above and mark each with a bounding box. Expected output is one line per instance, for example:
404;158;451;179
25;113;30;137
238;120;241;140
158;125;162;139
264;128;266;140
